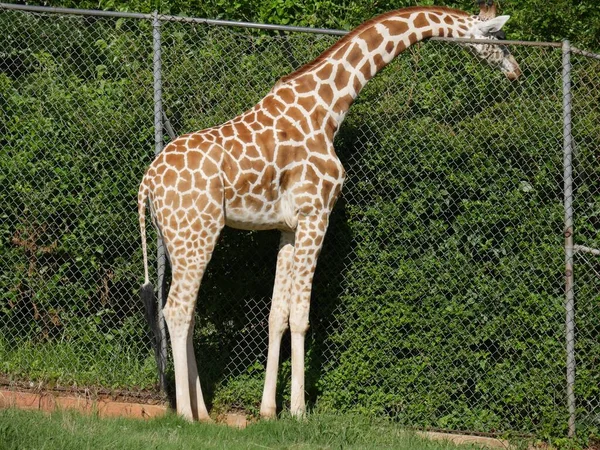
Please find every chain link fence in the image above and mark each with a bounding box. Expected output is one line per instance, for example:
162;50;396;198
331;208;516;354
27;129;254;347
1;3;599;441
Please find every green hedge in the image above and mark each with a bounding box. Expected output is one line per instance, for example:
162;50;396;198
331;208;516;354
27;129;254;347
0;12;157;390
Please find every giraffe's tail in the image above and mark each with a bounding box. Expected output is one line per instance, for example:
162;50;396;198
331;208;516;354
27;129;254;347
138;177;159;344
138;177;151;288
138;176;167;392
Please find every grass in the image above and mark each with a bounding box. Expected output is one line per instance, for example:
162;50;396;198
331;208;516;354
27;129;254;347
0;408;487;450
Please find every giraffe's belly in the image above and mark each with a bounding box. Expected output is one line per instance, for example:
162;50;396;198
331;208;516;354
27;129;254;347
224;196;298;232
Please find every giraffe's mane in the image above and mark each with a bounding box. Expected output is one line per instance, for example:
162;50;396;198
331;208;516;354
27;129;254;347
279;6;469;84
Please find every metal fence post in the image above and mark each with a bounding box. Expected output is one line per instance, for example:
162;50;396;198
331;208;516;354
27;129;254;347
562;39;576;439
153;10;168;394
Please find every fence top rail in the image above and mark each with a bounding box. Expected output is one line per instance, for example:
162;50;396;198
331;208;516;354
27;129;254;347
0;2;346;35
2;1;599;57
571;47;600;60
430;36;561;48
0;2;150;20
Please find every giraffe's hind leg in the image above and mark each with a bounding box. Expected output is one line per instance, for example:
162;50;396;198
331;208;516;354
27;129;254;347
163;293;208;422
260;231;295;419
161;216;224;421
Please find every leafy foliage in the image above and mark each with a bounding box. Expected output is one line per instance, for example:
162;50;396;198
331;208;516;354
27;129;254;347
0;11;156;390
6;0;600;50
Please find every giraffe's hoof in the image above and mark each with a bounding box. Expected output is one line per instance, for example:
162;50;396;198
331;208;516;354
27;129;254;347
198;414;213;424
260;407;277;420
290;408;307;420
178;412;195;423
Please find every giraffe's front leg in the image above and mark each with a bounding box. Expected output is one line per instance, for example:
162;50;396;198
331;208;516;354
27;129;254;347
289;214;329;418
260;232;295;419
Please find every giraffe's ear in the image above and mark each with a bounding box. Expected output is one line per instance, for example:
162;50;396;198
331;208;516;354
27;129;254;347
476;15;510;35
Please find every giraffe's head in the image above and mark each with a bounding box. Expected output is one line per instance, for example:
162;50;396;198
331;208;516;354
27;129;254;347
463;8;522;81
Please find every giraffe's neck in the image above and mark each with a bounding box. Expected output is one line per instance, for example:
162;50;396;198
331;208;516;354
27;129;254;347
277;7;473;137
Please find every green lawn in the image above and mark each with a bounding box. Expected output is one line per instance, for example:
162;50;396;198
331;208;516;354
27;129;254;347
0;408;486;450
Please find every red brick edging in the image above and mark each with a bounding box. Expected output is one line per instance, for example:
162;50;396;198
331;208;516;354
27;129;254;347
0;388;167;419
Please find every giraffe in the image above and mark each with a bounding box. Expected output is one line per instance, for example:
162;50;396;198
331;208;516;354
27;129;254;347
138;3;521;422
